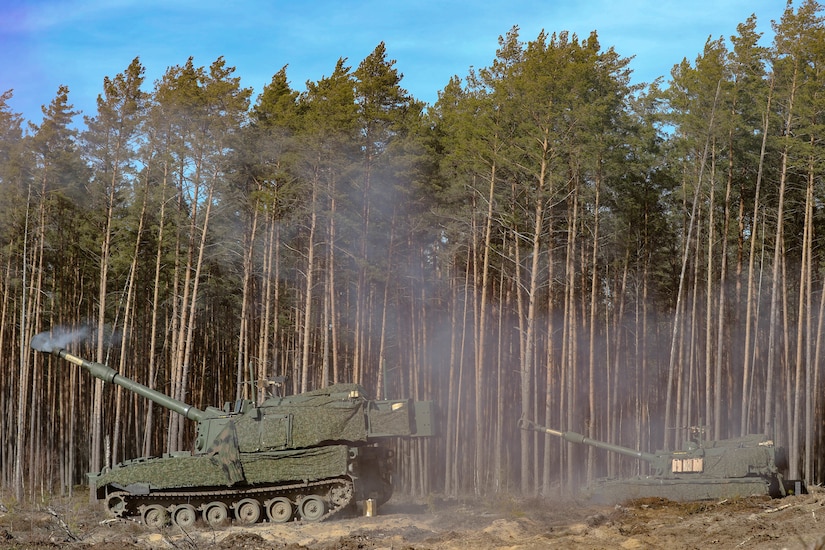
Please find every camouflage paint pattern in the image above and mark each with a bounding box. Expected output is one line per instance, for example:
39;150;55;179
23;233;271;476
95;445;350;493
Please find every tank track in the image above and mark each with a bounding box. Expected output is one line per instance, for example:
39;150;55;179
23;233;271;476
104;476;354;527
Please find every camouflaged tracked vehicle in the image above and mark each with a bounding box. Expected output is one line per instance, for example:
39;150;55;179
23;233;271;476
520;418;803;503
37;345;435;527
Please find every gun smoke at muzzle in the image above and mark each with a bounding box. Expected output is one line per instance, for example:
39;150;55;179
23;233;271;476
30;325;93;354
30;324;122;355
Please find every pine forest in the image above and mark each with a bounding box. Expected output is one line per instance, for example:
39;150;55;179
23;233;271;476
2;2;825;502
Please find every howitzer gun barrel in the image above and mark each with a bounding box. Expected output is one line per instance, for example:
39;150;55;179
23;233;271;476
50;348;206;422
520;418;659;464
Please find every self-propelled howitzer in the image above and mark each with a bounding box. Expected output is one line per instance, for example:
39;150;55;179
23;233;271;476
39;345;435;527
519;418;802;503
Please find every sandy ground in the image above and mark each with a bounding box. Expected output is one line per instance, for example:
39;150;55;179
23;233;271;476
1;486;824;549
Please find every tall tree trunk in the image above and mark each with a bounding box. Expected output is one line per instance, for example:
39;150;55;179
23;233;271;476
113;183;148;466
168;164;196;452
237;197;259;400
475;163;497;493
376;210;396;400
496;243;507;493
92;155;120;483
177;176;215;449
354;156;373;386
791;146;814;480
586;166;601;483
327;183;339;385
705;145;716;434
714;143;733;438
144;164;169;457
562;171;579;490
741;78;773;436
542;226;557;494
257;206;276;401
765;64;797;438
300;175;318;392
665;81;720;449
14;183;37;501
610;250;630;477
444;271;459;497
810;252;825;483
521;135;549;495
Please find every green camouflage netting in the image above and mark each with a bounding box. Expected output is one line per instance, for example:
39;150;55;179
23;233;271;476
367;403;413;436
96;445;350;491
285;401;366;447
237;386;370;451
96;455;231;490
241;445;349;484
207;420;245;483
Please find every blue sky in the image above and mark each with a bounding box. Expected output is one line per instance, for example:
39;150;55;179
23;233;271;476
0;0;791;125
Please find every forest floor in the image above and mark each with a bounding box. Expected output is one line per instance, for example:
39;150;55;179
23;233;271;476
0;485;824;549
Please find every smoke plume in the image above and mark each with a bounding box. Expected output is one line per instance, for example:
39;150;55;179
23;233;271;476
30;324;121;353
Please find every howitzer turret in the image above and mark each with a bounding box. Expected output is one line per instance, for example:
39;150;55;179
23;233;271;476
520;418;804;503
34;335;435;527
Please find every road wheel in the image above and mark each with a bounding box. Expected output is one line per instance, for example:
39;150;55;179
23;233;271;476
203;501;229;527
142;504;169;529
265;497;293;523
235;498;262;524
299;495;326;522
172;504;197;528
